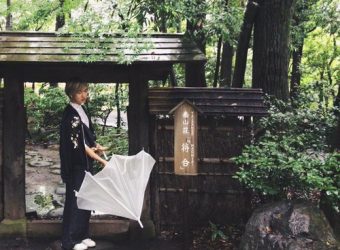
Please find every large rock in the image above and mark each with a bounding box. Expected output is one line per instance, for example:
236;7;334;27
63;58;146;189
239;200;339;250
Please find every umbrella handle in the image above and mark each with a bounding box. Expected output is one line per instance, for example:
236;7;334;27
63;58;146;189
103;151;108;160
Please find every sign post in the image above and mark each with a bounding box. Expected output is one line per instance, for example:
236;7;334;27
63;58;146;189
170;100;201;249
170;100;200;176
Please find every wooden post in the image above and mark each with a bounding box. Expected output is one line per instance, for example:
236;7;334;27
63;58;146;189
3;77;25;220
149;117;161;233
170;100;201;248
0;88;4;221
128;69;149;155
127;67;152;228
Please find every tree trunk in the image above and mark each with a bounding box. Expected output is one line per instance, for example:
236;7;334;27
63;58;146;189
232;1;259;88
55;0;65;31
6;0;12;30
253;0;296;101
115;83;121;129
185;1;206;87
213;36;223;87
290;40;303;99
169;66;178;87
220;41;234;87
332;83;340;150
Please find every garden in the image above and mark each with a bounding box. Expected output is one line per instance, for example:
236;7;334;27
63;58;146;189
1;0;339;249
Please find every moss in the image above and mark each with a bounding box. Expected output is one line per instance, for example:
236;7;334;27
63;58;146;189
0;219;27;238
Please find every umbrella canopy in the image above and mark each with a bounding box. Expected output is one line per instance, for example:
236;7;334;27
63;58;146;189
75;150;156;228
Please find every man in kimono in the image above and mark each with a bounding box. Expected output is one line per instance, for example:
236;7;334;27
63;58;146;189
60;81;107;250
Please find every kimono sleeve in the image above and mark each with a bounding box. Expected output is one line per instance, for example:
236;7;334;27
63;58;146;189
60;115;84;182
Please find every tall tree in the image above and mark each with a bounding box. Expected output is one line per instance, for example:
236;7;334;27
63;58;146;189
213;36;222;87
219;42;234;87
5;0;12;30
290;0;319;99
252;0;296;101
185;0;207;87
333;83;340;150
232;0;259;88
218;0;235;88
55;0;65;31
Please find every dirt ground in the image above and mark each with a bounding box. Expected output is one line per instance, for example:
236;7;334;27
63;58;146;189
25;143;64;218
0;229;241;250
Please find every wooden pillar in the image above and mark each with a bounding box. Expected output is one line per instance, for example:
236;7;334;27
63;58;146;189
3;77;25;220
127;68;153;228
128;69;149;155
0;88;4;221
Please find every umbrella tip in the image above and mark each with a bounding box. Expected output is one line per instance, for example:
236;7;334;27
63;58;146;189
137;219;144;228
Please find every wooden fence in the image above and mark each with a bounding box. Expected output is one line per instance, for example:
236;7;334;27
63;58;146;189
148;87;267;232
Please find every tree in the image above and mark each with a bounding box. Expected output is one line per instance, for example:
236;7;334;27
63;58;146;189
232;0;259;88
5;0;12;30
184;0;207;87
252;0;296;101
55;0;65;31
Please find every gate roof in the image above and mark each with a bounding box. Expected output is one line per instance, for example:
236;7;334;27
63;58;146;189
148;87;267;116
0;32;205;64
0;32;205;83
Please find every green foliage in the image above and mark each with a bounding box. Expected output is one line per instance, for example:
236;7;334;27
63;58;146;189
92;127;129;173
25;86;68;142
87;84;116;129
233;96;339;212
38;86;68;134
24;88;42;131
209;221;227;241
204;0;242;44
34;193;54;209
86;84;128;133
96;127;129;156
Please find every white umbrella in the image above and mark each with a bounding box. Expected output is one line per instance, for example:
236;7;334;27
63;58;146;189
75;150;156;228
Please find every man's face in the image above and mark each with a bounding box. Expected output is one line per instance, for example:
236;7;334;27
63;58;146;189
71;87;89;105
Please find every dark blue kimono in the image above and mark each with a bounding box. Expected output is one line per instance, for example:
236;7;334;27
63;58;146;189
59;104;96;250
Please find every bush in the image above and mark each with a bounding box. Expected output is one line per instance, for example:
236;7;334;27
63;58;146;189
38;86;68;130
24;88;42;132
233;97;339;212
92;126;129;173
25;86;68;142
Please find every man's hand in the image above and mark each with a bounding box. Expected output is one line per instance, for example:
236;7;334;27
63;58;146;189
92;144;108;155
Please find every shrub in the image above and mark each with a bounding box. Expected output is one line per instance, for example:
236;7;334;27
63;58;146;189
233;97;339;212
25;86;68;142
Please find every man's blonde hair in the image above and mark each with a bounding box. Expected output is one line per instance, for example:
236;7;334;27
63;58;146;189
65;81;89;99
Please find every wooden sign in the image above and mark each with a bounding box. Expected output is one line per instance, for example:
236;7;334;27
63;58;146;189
170;100;200;175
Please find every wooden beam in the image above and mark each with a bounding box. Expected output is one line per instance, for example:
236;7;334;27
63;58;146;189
3;77;25;220
0;63;172;83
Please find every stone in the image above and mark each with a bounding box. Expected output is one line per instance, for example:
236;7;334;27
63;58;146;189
47;207;64;218
50;169;60;175
239;200;339;250
49;164;60;170
55;186;66;195
28;160;53;168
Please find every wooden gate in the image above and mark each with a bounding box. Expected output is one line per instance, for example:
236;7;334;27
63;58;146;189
148;88;267;232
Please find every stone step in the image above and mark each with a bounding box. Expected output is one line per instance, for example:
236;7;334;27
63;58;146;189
27;219;130;239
